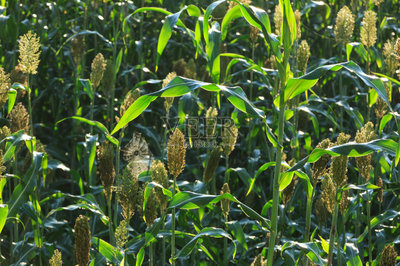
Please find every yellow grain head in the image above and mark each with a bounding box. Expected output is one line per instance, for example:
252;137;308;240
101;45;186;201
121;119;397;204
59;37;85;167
295;10;301;40
355;122;376;180
203;146;223;183
151;159;169;215
9;102;30;133
334;6;355;47
360;10;377;49
222;122;238;157
90;53;106;89
377;177;383;203
116;162;139;220
97;140;115;201
220;183;231;219
167;128;186;178
321;175;336;214
18;31;41;75
331;133;351;187
205;107;218;139
311;138;332;183
49;249;62;266
296;40;310;74
115;219;129;250
379;244;397;266
0;67;10;107
74;215;91;266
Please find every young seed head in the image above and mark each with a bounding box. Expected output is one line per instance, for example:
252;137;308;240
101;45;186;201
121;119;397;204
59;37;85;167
296;40;310;74
138;183;158;227
0;150;6;179
220;183;231;219
379;244;397;266
0;67;10;107
373;0;384;6
71;35;85;66
205;107;218;139
116;162;139;220
222;122;238;157
355;122;376;180
18;31;41;75
49;249;62;266
395;38;400;59
339;190;350;215
311;138;332;183
0;126;10;152
90;53;106;89
334;6;355;47
10;65;28;91
203;146;223;183
9;102;30;133
173;58;188;77
101;59;115;98
383;39;399;76
115;219;129;250
377;177;383;203
295;10;301;40
375;83;391;119
315;196;329;224
74;215;91;266
119;88;141;120
250;26;259;44
274;5;283;36
331;133;351;187
151;160;169;214
321;175;336;214
97;140;115;200
167;128;186;178
163;72;177;115
360;10;377;49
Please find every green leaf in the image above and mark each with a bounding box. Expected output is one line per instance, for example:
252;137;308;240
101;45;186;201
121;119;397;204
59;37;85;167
155;6;187;71
57;116;118;146
7;88;17;114
7;152;44;218
279;171;294;191
286;139;397;173
207;21;221;83
111;77;264;135
358;210;400;243
246;162;275;196
203;0;225;45
0;204;8;233
221;5;242;41
115;49;123;74
276;61;389;108
168;191;270;228
56;30;111;56
80;79;93;100
175;227;236;259
3;130;31;163
227;221;248;251
136;246;145;266
319;235;329;254
92;237;123;263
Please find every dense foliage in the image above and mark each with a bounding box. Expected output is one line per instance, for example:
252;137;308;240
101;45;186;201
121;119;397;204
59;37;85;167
1;0;400;265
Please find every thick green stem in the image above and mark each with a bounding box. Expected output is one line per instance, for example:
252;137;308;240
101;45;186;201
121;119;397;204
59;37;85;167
328;201;339;266
224;157;229;184
223;215;228;265
114;129;124;227
266;53;289;266
107;197;115;245
149;242;154;266
171;175;177;266
304;187;314;242
90;89;95;135
367;190;372;265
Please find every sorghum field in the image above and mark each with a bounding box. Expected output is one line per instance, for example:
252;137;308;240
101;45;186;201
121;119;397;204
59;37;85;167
1;0;400;265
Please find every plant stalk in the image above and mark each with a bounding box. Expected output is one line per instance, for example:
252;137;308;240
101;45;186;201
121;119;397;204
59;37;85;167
328;201;339;266
171;175;177;266
266;52;289;266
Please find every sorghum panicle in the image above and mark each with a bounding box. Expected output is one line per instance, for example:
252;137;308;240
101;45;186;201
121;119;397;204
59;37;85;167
375;83;391;119
355;122;376;180
220;183;231;219
18;31;41;75
331;133;351;187
0;67;10;107
222;122;238;157
296;40;310;74
203;146;223;183
151;160;169;214
274;5;283;36
9;102;30;133
49;249;62;266
315;196;329;224
163;72;177;115
138;184;158;227
101;60;115;98
295;10;301;40
379;244;397;266
90;53;106;89
167;128;186;178
311;138;332;183
0;150;6;179
118;88;141;121
360;10;377;49
205;107;218;139
115;219;129;250
71;35;85;66
74;215;91;266
377;177;383;203
0;126;11;152
334;6;355;47
97;140;115;200
320;176;336;214
383;39;398;76
250;253;266;266
116;163;139;220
